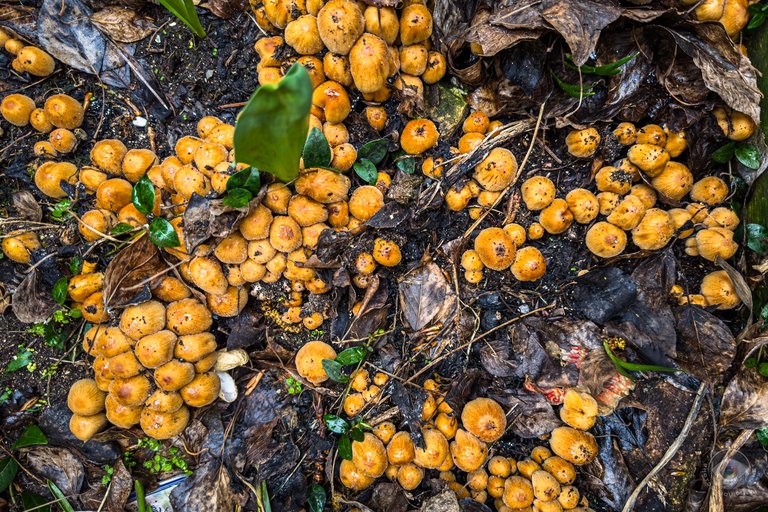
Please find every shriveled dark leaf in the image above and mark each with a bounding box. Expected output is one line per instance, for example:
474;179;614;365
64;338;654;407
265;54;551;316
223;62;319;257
443;369;489;414
716;256;754;316
398;259;457;332
348;275;389;339
370;483;409;512
540;0;622;66
103;234;167;308
25;446;84;497
105;460;133;512
206;0;248;19
12;270;58;324
674;306;736;385
566;267;637;324
225;304;266;349
491;388;560;438
91;6;156;43
183;194;252;253
721;367;768;429
169;461;242;512
390;381;426;443
12;190;42;222
365;201;411;229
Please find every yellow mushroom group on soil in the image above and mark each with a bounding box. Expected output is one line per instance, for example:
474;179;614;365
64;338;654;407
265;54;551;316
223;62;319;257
333;381;599;512
0;27;56;77
251;0;446;147
69;295;221;441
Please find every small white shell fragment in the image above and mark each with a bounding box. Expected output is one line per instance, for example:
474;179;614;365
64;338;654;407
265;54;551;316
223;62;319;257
217;372;238;403
214;348;250;371
132;116;147;128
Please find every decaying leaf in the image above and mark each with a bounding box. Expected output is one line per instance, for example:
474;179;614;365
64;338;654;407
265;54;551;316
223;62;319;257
183;194;252;254
674;306;735;385
105;460;133;512
103;234;168;308
491;388;561;438
12;270;58;324
721;366;768;429
348;274;389;339
12;191;42;222
169;460;242;512
91;6;157;43
398;258;457;332
24;446;84;497
205;0;249;19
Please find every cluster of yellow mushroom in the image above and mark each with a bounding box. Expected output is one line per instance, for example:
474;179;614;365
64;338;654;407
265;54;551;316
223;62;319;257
1;229;42;264
72;295;221;440
340;388;596;511
343;369;391;415
0;28;55;77
555;119;743;261
680;0;748;38
460;226;546;284
670;269;741;310
252;0;446;141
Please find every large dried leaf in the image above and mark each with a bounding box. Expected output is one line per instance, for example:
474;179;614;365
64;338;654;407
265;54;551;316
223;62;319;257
398;259;457;332
12;270;57;324
24;447;84;496
169;461;242;512
103;234;168;308
492;388;561;438
12;191;42;222
182;194;251;254
205;0;249;18
348;274;390;339
541;0;622;66
674;306;736;385
721;367;768;429
91;6;156;43
105;460;133;512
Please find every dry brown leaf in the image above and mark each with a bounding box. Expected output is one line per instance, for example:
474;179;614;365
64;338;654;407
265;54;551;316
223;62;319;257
91;6;156;43
103;234;168;308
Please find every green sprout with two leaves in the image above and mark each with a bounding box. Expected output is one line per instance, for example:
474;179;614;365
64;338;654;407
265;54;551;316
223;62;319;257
552;52;639;98
159;0;206;38
112;176;180;248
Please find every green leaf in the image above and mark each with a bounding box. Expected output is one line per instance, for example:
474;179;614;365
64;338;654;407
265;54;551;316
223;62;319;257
222;188;253;208
259;480;272;512
307;484;326;512
226;167;261;194
353;159;378;185
348;426;365;442
68;257;82;275
157;0;206;38
322;359;349;383
335;346;368;366
566;52;639;76
52;277;68;306
757;428;768;449
303;128;332;168
735;143;761;169
551;71;597;98
234;63;313;183
0;457;18;493
47;480;75;512
111;223;136;235
604;342;682;375
712;142;737;163
22;491;50;512
358;138;389;165
338;434;352;460
323;414;349;434
135;480;147;512
131;175;156;215
13;424;48;449
148;218;180;248
747;223;768;255
748;11;767;30
396;156;417;175
6;348;33;373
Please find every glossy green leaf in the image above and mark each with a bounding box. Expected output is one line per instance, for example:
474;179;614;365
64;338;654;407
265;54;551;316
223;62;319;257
111;223;135;235
132;175;156;215
148;218;180;248
47;480;75;512
259;480;272;512
13;424;48;449
551;71;597;98
22;491;50;512
307;484;326;512
338;434;352;460
335;346;368;366
712;142;736;163
157;0;206;38
353;159;378;186
135;480;147;512
749;11;766;30
321;359;349;383
223;188;253;208
604;342;682;376
52;277;68;306
323;414;349;434
566;52;638;76
6;348;33;372
396;155;417;174
234;64;313;183
747;223;768;254
757;428;768;449
0;457;18;493
226;167;261;194
358;138;389;165
735;143;761;169
303;128;332;168
348;427;365;442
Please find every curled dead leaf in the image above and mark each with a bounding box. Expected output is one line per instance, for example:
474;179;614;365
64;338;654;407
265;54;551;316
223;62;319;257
91;6;156;43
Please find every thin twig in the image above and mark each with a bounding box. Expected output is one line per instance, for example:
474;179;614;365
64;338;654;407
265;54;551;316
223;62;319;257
621;382;707;512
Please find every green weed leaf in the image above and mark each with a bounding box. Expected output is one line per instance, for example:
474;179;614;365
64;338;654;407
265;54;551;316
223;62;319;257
303;128;332;168
348;426;365;442
0;457;18;493
226;167;261;194
111;223;135;235
353;159;378;185
6;347;33;373
307;484;326;512
132;175;156;215
321;359;349;383
747;223;768;254
234;64;313;183
735;143;761;169
335;346;368;366
223;188;253;208
13;424;48;449
338;434;352;460
157;0;206;38
396;155;417;174
21;491;50;512
551;71;597;98
604;341;681;378
52;277;68;306
148;218;180;248
323;414;349;434
358;138;389;165
712;142;737;163
47;480;75;512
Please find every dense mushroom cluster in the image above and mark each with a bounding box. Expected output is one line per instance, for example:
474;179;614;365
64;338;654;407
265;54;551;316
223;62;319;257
0;27;55;77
